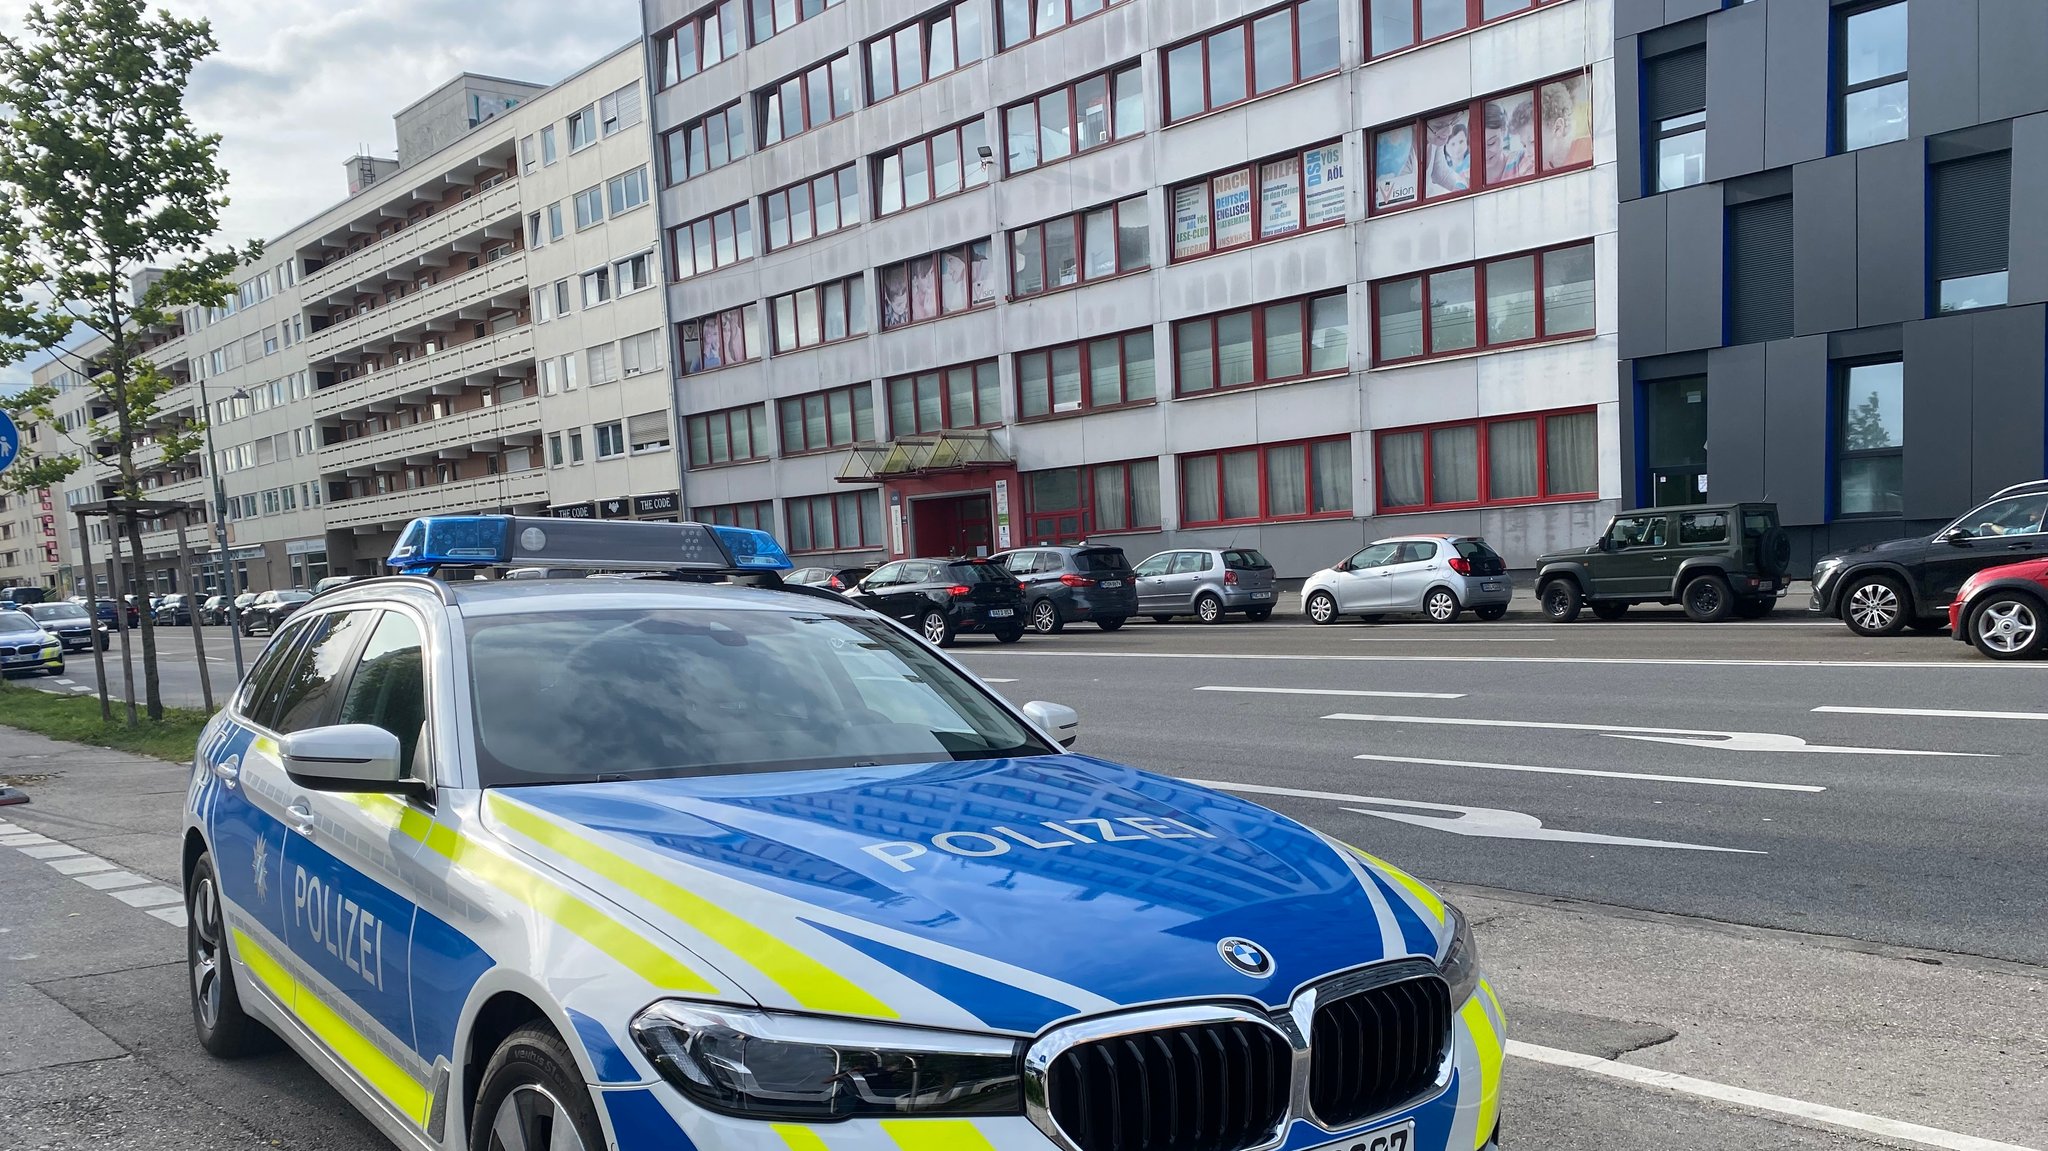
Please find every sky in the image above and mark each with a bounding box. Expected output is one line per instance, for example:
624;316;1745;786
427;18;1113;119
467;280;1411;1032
0;0;643;391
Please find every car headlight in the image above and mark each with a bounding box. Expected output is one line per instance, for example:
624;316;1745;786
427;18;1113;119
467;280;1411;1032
1438;901;1480;1006
630;1002;1024;1121
1811;557;1843;582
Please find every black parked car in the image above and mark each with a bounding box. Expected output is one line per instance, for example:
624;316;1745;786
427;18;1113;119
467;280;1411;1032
241;589;314;636
846;558;1026;647
22;601;109;651
992;545;1138;634
784;566;875;593
1812;480;2048;636
154;593;194;627
200;595;233;625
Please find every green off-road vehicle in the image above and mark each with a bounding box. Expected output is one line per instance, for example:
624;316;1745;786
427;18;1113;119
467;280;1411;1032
1534;502;1794;622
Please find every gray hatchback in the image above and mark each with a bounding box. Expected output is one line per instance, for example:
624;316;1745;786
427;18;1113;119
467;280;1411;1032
1134;548;1279;623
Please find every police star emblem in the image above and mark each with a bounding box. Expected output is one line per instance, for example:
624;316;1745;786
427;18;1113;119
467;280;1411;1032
252;835;270;902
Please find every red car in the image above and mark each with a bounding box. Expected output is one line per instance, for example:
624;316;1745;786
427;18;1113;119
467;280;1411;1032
1948;558;2048;659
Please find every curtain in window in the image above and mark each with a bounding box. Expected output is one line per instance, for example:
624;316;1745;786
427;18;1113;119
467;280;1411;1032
1487;418;1538;499
1124;332;1156;401
1019;356;1050;419
1264;303;1305;379
1222;450;1259;520
1379;431;1425;507
1031;468;1083;511
1130;459;1161;527
1311;439;1351;513
1052;346;1084;410
1431;425;1480;503
1093;465;1129;531
1267;445;1308;516
1545;410;1598;494
1218;311;1255;386
1183;455;1220;522
1088;339;1123;407
859;492;883;546
1309;293;1348;372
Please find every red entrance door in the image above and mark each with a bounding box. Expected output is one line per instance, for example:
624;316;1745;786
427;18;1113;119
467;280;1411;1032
912;494;993;557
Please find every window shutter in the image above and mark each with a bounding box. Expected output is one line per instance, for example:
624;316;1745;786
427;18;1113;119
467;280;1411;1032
1646;46;1706;122
599;91;619;126
613;83;643;129
629;412;669;441
1933;152;2012;281
1727;196;1794;345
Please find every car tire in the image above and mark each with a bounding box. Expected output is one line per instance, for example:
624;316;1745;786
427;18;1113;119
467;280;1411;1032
1682;574;1735;623
1196;593;1225;625
1969;592;2048;660
1306;591;1339;625
1424;588;1462;623
1151;615;1175;624
1245;607;1273;621
1474;605;1507;621
919;611;955;648
45;661;64;677
994;627;1024;644
1841;575;1910;638
1540;580;1583;623
469;1025;605;1151
186;851;276;1058
1589;601;1629;621
1096;617;1126;632
1030;600;1064;635
1733;597;1776;620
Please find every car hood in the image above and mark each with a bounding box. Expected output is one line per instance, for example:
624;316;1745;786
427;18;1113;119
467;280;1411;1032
485;755;1449;1034
1536;543;1603;566
1819;533;1934;566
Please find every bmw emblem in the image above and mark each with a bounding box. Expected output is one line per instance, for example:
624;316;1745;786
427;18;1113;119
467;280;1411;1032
1217;937;1273;977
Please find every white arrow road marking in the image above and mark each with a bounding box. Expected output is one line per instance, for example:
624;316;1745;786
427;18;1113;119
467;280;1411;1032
1351;752;1827;793
1815;704;2048;721
1197;685;1467;700
1185;779;1765;854
1321;713;1993;757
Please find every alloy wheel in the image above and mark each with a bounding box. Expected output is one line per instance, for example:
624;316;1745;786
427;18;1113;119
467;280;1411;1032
1032;601;1059;633
1307;593;1336;624
486;1084;588;1151
1848;583;1900;633
921;613;949;645
190;874;222;1030
1976;601;2039;655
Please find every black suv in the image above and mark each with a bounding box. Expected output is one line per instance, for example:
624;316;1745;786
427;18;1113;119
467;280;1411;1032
846;558;1026;647
1536;502;1793;622
992;545;1138;634
1811;480;2048;636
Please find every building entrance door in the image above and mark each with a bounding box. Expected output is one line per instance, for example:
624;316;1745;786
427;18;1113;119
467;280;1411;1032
912;494;993;558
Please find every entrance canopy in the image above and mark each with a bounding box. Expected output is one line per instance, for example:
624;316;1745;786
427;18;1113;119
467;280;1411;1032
839;431;1010;482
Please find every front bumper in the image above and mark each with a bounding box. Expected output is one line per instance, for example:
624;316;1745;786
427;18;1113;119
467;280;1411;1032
1807;566;1844;615
1;651;62;673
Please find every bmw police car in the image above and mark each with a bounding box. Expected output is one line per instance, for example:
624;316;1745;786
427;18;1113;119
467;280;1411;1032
181;515;1503;1151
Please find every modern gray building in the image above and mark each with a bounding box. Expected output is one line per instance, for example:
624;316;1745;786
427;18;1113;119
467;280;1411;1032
1618;0;2048;563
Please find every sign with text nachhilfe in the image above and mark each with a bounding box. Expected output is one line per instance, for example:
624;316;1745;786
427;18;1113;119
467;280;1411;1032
633;492;680;517
0;410;19;477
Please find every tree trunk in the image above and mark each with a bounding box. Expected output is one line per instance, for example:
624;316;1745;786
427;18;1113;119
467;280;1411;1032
106;299;163;723
123;507;163;721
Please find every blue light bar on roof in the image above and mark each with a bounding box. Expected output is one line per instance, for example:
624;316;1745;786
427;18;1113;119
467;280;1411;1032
386;515;794;575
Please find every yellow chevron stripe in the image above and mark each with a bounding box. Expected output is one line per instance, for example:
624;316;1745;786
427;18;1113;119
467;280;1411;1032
232;928;431;1126
488;794;896;1019
1460;995;1504;1150
1350;846;1447;923
772;1123;832;1151
880;1119;999;1151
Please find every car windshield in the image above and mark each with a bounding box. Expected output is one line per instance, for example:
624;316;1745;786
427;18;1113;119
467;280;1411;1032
0;612;44;636
464;607;1052;787
1073;549;1130;573
25;604;87;623
1223;550;1272;569
277;591;313;603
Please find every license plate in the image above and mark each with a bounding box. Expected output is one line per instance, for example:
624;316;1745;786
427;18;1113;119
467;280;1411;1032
3;655;39;665
1481;581;1503;592
1759;581;1776;591
1251;591;1274;600
987;608;1015;618
1100;580;1124;589
1309;1119;1415;1151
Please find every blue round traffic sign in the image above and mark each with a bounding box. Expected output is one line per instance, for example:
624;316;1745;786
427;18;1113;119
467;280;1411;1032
0;409;19;476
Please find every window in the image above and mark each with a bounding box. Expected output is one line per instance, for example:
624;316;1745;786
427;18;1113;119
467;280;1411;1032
879;240;994;329
549;433;564;466
1836;360;1903;517
337;611;427;775
887;361;1002;435
1023;459;1161;537
606;167;650;215
701;501;776;531
1010;196;1148;297
533;287;554;325
750;0;844;43
561;354;579;392
1017;330;1156;418
688;404;772;467
1647;47;1706;193
679;304;764;373
1838;2;1908;152
568;430;585;463
1181;437;1352;525
1163;0;1340;123
788;491;885;552
527;211;544;249
547;203;564;241
875;119;990;216
668;203;756;279
869;3;983;102
580;268;612;307
622;330;662;377
568;106;597;151
1372;241;1593;364
573;186;605;230
662;102;748;185
629;412;673;455
999;0;1134;49
1372;74;1591;213
608;253;651;297
656;0;744;88
765;165;860;251
758;52;858;146
779;384;877;453
270;612;377;733
541;125;558;165
599;83;643;137
1367;0;1567;57
1376;408;1596;511
1171;141;1346;259
1004;64;1142;174
595;422;627;459
1175;290;1348;394
1933;151;2010;313
1727;196;1793;344
587;343;620;385
772;275;868;352
553;279;572;316
520;134;537;174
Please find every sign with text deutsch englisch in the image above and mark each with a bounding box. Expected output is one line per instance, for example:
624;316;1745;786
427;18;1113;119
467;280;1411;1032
0;409;19;476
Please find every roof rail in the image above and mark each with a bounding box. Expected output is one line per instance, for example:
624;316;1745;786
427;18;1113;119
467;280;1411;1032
1987;479;2048;501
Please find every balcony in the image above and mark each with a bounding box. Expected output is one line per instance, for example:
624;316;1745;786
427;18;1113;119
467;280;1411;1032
301;251;528;365
313;324;535;420
318;396;542;474
297;180;523;303
325;468;548;531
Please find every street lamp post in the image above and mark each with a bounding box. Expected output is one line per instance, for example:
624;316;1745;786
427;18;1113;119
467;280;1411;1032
197;376;247;679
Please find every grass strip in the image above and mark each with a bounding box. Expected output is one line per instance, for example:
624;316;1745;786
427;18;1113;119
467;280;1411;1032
0;680;208;763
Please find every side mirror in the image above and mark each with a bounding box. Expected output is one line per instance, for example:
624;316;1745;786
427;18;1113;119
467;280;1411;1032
1022;701;1080;749
1942;527;1974;546
1334;559;1353;572
1596;536;1615;553
280;725;405;792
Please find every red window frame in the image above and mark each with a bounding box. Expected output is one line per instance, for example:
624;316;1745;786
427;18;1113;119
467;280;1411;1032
677;304;762;376
1369;240;1595;366
685;404;771;468
1173;290;1350;396
1009;197;1149;298
697;500;774;531
1366;0;1569;61
1179;436;1353;527
777;384;876;455
1015;329;1157;420
660;102;747;186
875;120;991;217
998;0;1135;50
887;360;1003;436
1001;63;1143;175
654;0;745;89
667;203;756;281
1168;140;1346;262
787;491;885;552
1368;71;1594;215
749;0;844;44
757;52;857;147
1022;458;1163;536
867;2;982;103
763;165;860;252
1163;0;1342;125
771;275;868;353
1372;406;1598;513
878;240;995;331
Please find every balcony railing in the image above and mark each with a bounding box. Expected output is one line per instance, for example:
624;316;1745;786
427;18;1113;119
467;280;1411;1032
297;180;523;303
325;468;548;530
318;396;542;474
312;324;536;419
301;251;528;365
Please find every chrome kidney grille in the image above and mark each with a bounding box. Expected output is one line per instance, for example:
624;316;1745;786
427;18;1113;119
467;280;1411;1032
1044;1018;1292;1151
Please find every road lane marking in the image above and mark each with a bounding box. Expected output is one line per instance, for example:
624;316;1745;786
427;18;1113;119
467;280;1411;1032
1348;637;1557;643
1320;713;1991;757
960;651;2016;669
0;833;55;847
1350;753;1827;793
1815;705;2048;721
981;678;1018;683
47;855;115;875
109;885;183;909
18;843;86;860
147;905;190;928
1197;686;1467;700
1507;1041;2038;1151
74;870;153;891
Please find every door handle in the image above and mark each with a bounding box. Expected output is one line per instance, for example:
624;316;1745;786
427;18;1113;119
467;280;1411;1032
1652;556;1668;561
211;758;241;788
285;801;316;838
2007;543;2035;551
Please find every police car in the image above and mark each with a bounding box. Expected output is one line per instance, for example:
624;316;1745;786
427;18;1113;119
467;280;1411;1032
182;515;1504;1151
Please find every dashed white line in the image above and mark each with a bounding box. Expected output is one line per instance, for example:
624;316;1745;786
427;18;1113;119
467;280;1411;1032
962;651;2016;669
1321;712;1988;757
109;885;184;909
0;832;55;847
18;843;86;860
1197;685;1468;700
1815;705;2048;721
74;870;153;891
147;905;190;928
47;855;116;875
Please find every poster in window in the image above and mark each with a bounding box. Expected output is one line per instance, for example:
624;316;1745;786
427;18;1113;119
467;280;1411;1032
1540;74;1593;171
722;308;746;362
699;317;725;370
1260;157;1302;238
680;320;704;374
941;250;969;314
970;241;996;305
1483;91;1537;183
1423;111;1471;198
1373;128;1417;210
881;265;910;329
1172;183;1211;259
1211;168;1254;250
910;255;939;321
1305;143;1348;226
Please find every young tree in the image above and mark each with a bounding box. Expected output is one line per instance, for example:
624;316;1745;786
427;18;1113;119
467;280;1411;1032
0;0;258;721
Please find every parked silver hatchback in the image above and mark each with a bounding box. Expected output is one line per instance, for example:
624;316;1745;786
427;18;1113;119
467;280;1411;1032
1134;548;1278;623
1303;535;1512;624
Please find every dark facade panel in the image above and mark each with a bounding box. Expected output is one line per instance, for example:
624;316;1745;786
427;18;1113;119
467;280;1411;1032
1763;0;1830;169
1855;141;1928;327
1614;0;1666;38
2007;113;2048;306
1763;337;1830;527
1969;305;2047;498
1901;315;1978;519
1618;195;1669;360
1705;343;1767;502
1793;157;1861;335
1616;34;1644;203
1704;0;1767;182
1979;0;2048;123
1664;184;1725;352
1664;0;1719;24
1908;0;1981;137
